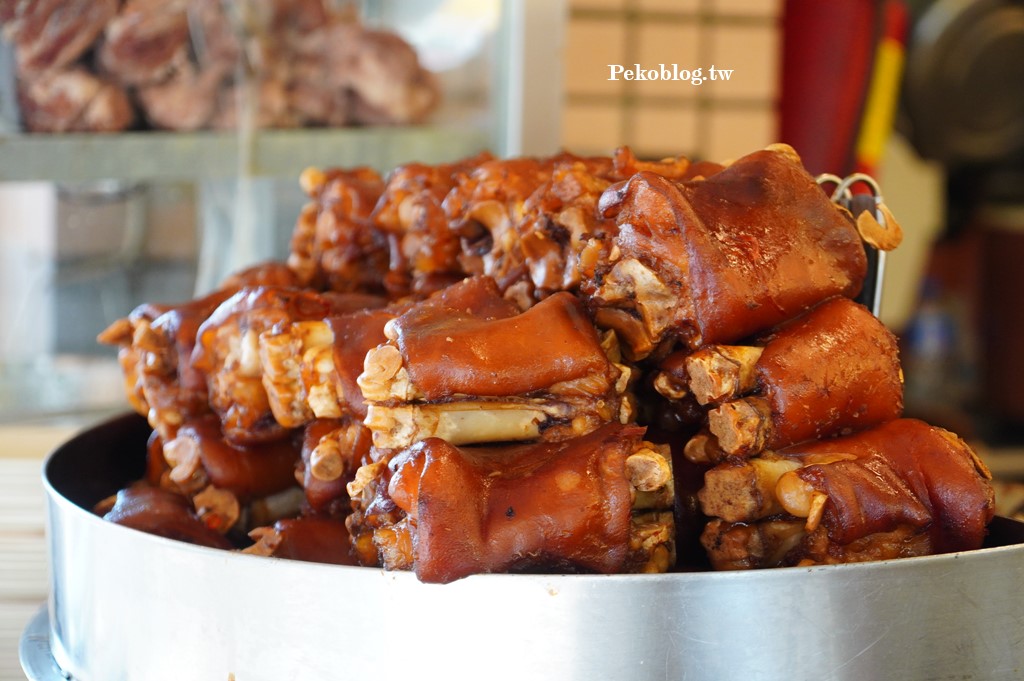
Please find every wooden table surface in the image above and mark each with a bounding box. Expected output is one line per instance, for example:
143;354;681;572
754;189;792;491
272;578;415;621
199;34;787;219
0;425;79;681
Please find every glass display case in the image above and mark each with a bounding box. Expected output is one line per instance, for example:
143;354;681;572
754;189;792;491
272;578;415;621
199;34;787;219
0;0;565;424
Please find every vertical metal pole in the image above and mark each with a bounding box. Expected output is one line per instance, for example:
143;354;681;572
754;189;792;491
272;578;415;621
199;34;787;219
0;184;57;360
495;0;566;156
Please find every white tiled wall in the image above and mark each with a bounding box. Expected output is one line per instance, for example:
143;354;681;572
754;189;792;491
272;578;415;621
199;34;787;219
561;0;782;161
708;23;778;100
704;106;778;162
638;0;701;12
562;101;626;152
0;184;56;362
563;19;628;97
631;104;699;158
709;0;780;18
632;23;703;98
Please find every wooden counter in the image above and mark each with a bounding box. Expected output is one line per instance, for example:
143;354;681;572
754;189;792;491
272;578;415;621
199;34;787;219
0;425;78;681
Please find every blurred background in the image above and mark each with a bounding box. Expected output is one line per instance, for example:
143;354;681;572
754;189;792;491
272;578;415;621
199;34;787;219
564;0;1024;454
3;0;1022;445
2;0;1024;675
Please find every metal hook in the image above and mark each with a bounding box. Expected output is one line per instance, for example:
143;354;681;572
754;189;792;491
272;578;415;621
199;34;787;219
816;172;888;318
822;172;883;204
815;172;846;196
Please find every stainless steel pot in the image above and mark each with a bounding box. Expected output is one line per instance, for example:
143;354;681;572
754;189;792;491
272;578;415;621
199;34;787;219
30;414;1024;681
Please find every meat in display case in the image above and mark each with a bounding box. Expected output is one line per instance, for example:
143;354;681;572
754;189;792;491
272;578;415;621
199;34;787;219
0;0;564;424
5;0;439;132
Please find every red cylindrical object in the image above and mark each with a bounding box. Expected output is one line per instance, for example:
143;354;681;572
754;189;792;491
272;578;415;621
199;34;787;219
779;0;882;176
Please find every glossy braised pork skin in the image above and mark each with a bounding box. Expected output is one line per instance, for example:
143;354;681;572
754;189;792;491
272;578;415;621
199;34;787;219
700;419;994;569
191;286;382;445
358;423;673;583
359;276;632;449
588;147;867;357
94;144;994;581
676;297;904;462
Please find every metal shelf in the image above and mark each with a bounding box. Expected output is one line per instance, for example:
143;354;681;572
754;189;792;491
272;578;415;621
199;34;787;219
0;124;493;183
